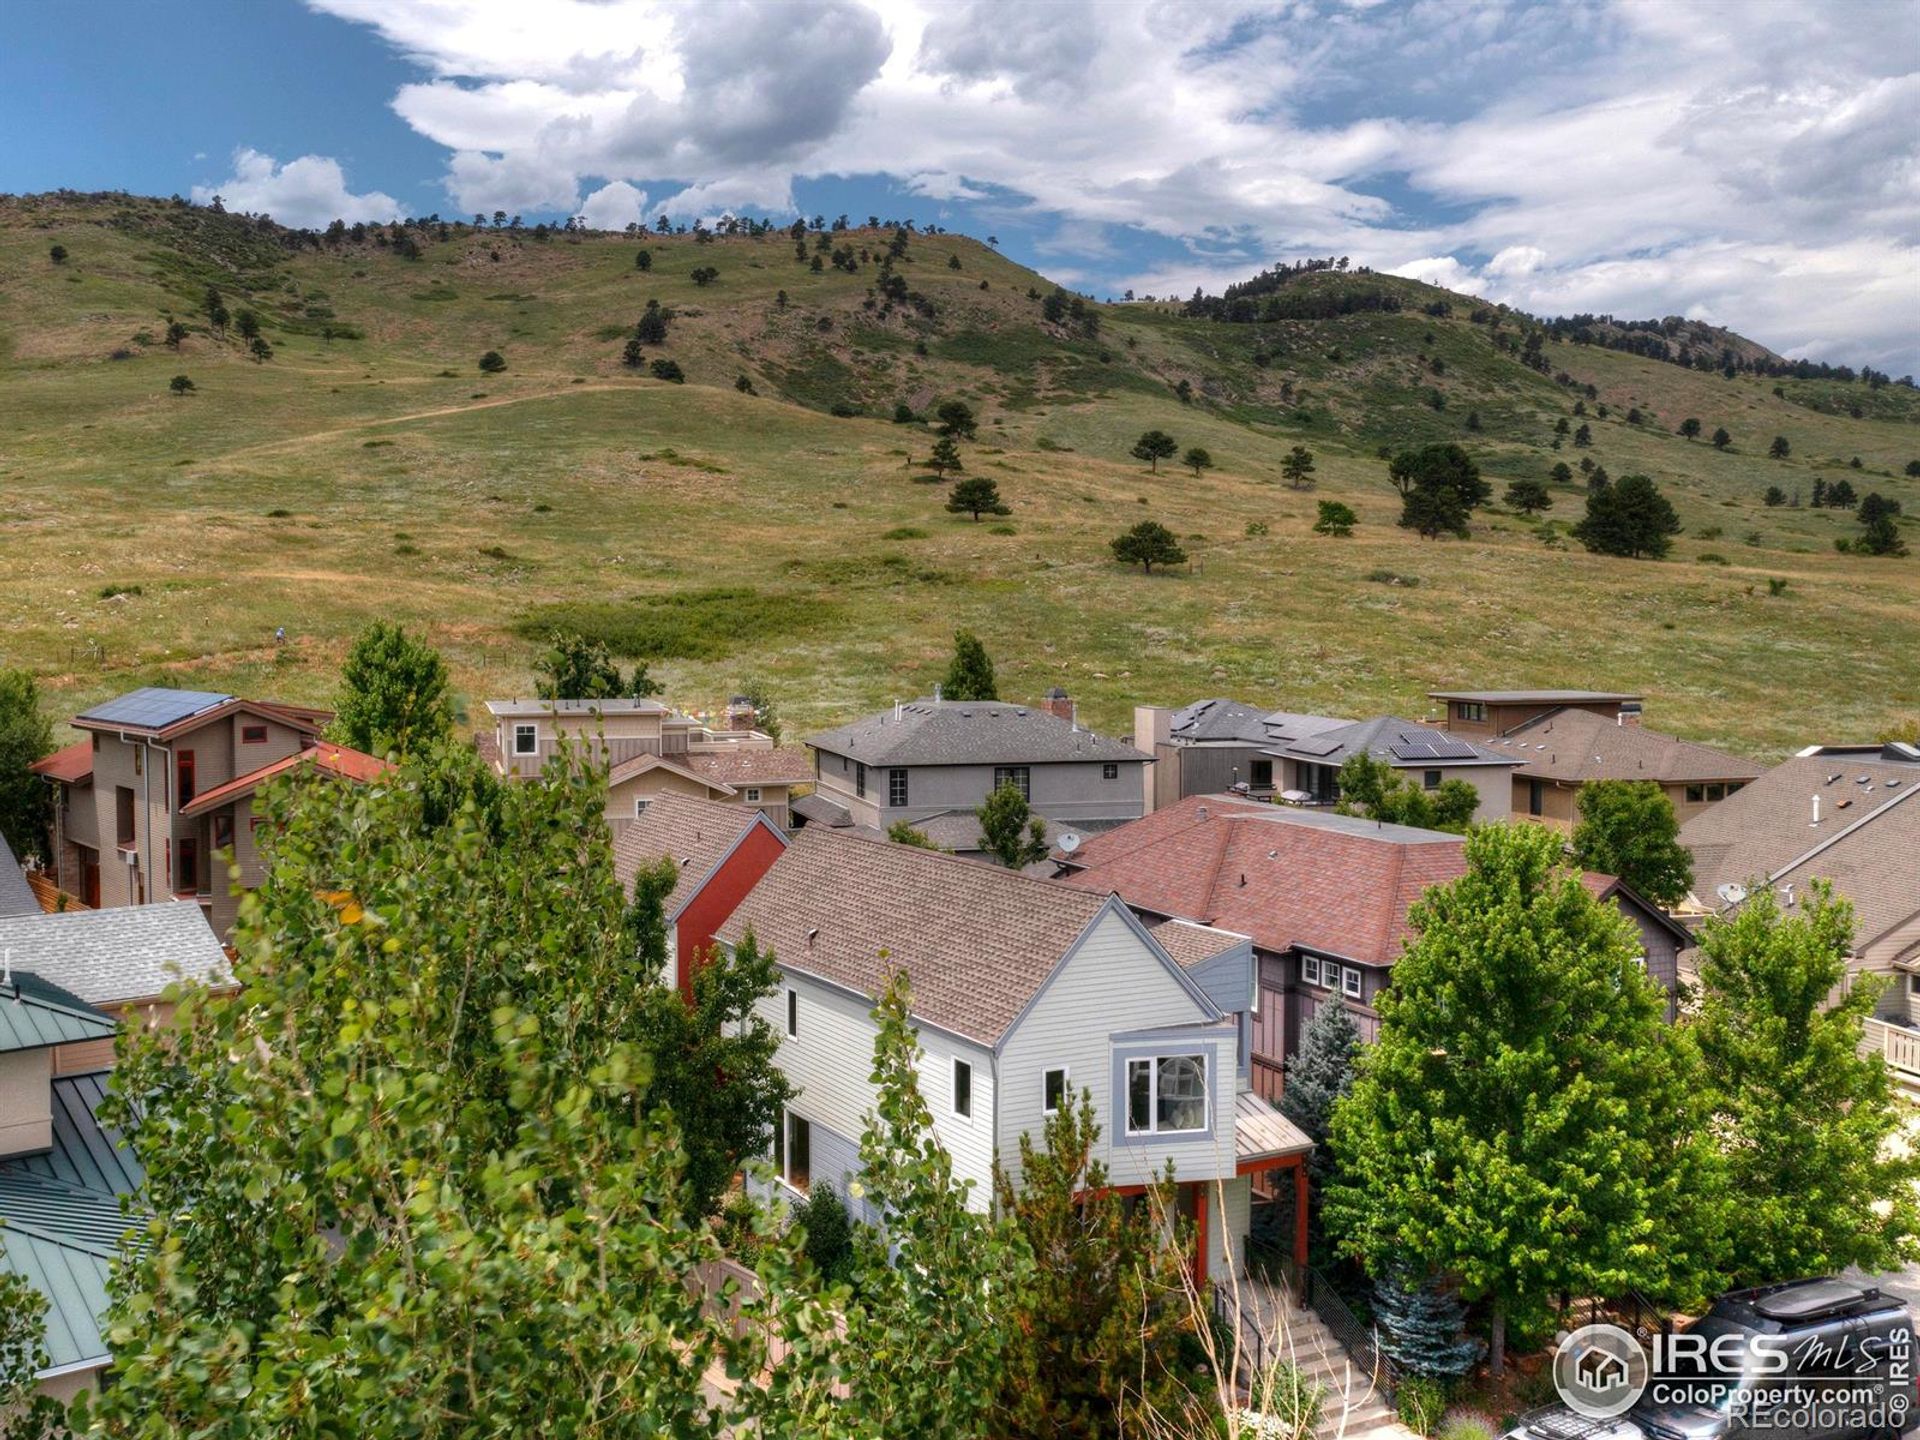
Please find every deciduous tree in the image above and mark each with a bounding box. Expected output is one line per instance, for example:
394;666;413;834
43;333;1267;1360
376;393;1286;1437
536;632;658;701
1693;883;1920;1287
976;781;1050;870
0;670;52;863
1326;824;1721;1376
1570;779;1693;907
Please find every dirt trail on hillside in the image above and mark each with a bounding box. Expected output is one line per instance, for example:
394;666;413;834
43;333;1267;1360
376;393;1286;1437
210;381;641;463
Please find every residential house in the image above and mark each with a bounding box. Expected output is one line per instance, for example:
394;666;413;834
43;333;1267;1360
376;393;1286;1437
1133;699;1347;811
1679;741;1920;1090
803;692;1150;856
1264;715;1522;821
481;698;810;830
0;904;232;1073
1053;794;1693;1102
718;825;1314;1279
29;687;384;936
1430;688;1645;739
1429;689;1761;829
611;792;789;997
0;968;142;1405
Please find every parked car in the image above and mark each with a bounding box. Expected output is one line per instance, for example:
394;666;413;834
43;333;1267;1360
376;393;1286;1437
1507;1278;1915;1440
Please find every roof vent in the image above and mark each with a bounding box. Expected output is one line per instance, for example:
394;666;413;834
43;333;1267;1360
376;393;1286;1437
1196;806;1209;822
805;927;818;947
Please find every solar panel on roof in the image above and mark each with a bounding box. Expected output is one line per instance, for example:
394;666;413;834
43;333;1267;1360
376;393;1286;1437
1290;735;1346;757
79;687;232;730
1389;733;1479;762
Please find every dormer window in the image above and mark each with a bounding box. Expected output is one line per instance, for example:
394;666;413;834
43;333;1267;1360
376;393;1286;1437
513;724;538;756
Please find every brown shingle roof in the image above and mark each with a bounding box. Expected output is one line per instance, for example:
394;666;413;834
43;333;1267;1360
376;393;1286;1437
1483;709;1761;785
1683;755;1920;953
684;748;814;787
1056;794;1472;967
717;826;1120;1046
611;792;774;904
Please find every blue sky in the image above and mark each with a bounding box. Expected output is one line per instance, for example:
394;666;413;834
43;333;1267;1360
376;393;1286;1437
6;0;1916;371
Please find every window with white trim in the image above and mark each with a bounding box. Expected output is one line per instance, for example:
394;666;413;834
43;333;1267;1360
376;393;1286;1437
744;787;762;803
1301;955;1321;986
1042;1066;1068;1114
952;1058;973;1120
1125;1054;1208;1136
513;723;538;756
1102;763;1119;781
785;988;798;1038
888;768;909;807
634;797;651;818
1341;966;1362;998
773;1110;811;1193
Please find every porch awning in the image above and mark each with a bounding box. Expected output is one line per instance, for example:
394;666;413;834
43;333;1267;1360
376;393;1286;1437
1234;1089;1313;1171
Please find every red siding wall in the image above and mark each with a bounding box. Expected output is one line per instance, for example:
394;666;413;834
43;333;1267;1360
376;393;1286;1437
676;823;788;998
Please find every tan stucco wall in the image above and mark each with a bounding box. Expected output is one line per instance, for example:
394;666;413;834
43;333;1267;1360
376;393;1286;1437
0;1049;54;1157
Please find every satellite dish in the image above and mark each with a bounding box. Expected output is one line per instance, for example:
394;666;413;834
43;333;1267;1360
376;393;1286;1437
1280;789;1312;804
1058;832;1082;854
1715;882;1748;906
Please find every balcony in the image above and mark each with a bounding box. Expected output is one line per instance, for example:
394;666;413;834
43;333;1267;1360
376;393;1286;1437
1862;1017;1920;1097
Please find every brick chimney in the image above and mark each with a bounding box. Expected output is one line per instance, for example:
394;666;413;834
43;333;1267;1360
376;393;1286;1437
1044;686;1075;725
1617;700;1644;728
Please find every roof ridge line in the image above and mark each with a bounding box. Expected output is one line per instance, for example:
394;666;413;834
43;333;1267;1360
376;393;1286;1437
1769;779;1920;884
804;825;1104;903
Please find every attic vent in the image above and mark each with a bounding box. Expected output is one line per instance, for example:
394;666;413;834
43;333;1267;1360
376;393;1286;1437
1826;774;1842;785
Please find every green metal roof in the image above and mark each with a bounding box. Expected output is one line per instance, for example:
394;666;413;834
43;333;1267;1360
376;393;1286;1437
0;1069;148;1379
0;1173;134;1373
11;1074;144;1197
0;972;116;1054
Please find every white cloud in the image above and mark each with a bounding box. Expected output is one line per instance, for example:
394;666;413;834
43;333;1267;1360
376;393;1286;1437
578;180;651;231
191;148;401;227
306;0;1920;370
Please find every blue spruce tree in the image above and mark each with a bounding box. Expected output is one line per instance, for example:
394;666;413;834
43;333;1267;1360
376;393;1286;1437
1374;1259;1484;1380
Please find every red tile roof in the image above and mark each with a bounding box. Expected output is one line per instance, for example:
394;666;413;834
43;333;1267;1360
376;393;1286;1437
179;744;392;818
29;742;93;785
1055;794;1472;968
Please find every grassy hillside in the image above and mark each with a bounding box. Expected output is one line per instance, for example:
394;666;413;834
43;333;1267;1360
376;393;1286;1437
2;192;1916;758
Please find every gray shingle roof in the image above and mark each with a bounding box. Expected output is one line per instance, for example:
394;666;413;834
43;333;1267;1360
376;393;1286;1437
1169;698;1274;745
1682;754;1920;952
809;699;1149;768
1268;715;1518;769
1481;709;1762;785
791;793;852;828
717;825;1128;1046
0;833;36;918
0;904;231;1008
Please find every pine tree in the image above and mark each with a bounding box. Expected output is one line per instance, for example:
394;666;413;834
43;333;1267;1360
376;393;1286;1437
1572;473;1681;559
946;477;1010;521
1109;520;1187;573
1129;430;1178;472
1280;445;1316;489
1279;996;1360;1189
927;436;963;478
942;629;998;700
1373;1260;1484;1380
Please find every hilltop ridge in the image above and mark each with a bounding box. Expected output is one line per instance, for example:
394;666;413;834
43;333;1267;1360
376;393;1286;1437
1;190;1915;754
